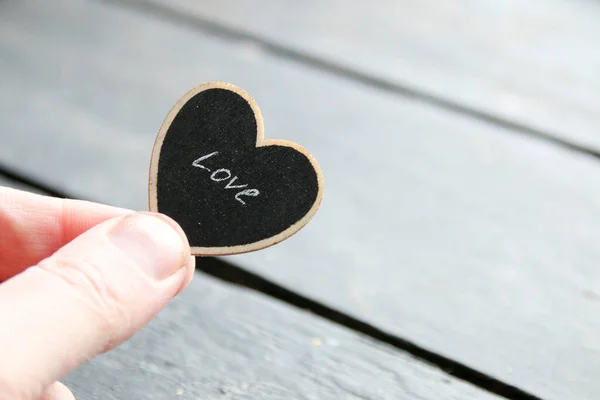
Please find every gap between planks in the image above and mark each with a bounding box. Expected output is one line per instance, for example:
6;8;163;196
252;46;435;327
0;165;542;400
99;0;600;166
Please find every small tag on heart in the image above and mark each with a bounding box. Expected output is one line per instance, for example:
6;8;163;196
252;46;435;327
148;82;324;256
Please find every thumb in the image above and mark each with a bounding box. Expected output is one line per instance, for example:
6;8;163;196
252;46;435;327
0;212;195;400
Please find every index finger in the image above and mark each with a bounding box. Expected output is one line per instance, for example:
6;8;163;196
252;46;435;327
0;187;132;281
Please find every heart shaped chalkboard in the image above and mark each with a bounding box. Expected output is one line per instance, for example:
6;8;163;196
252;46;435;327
149;82;323;256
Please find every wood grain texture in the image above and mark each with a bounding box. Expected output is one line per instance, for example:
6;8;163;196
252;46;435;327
150;0;600;153
2;0;600;398
62;273;500;400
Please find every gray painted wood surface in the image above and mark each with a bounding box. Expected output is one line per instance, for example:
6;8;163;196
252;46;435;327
0;198;499;400
2;0;600;398
63;274;503;400
151;0;600;153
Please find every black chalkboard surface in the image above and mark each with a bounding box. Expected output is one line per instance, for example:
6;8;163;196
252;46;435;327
149;82;324;255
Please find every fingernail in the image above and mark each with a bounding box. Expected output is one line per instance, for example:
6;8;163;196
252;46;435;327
108;212;190;281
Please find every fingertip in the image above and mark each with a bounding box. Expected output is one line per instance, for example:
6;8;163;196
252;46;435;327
107;212;190;281
131;212;194;296
40;382;76;400
0;211;193;393
137;211;192;252
176;256;196;296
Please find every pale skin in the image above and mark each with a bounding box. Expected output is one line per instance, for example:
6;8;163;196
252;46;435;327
0;187;196;400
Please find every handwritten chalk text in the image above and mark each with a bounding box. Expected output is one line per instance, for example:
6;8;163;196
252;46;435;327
192;151;260;205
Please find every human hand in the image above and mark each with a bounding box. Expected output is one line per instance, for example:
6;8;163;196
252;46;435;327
0;187;195;399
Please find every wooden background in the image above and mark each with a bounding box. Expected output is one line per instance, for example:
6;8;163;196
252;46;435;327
1;1;599;399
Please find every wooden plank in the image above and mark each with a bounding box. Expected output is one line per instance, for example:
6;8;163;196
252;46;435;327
63;273;502;400
0;176;497;400
2;0;600;398
148;0;600;153
0;180;498;400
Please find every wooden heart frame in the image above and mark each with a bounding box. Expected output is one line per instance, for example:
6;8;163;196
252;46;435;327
148;82;324;256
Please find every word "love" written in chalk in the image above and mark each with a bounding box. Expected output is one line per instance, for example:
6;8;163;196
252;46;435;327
192;151;260;205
